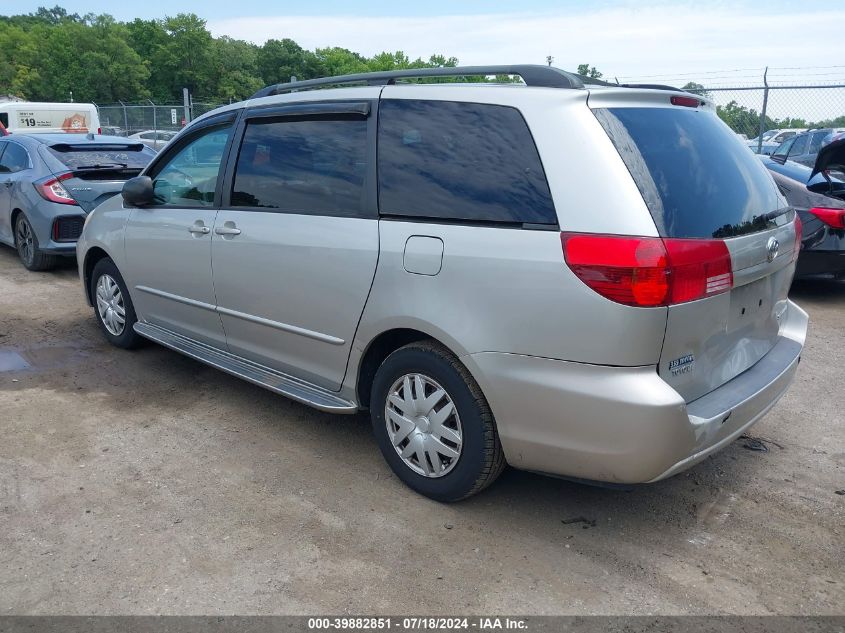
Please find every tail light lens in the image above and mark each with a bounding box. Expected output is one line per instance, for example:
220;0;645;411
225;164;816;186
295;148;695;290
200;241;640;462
808;207;845;229
561;233;733;307
97;127;102;135
670;95;701;108
34;172;77;205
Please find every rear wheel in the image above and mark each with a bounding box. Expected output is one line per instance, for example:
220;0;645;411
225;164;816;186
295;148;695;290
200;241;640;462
90;258;144;349
370;341;505;502
15;213;57;271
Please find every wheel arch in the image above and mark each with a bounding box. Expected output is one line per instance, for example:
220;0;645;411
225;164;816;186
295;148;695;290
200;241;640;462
82;246;113;306
10;208;24;244
355;326;474;410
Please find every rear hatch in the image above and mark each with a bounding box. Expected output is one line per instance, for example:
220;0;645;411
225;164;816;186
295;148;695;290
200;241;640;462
591;95;799;402
43;141;156;212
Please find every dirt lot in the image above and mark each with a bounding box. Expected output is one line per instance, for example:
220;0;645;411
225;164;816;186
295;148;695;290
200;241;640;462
0;245;842;616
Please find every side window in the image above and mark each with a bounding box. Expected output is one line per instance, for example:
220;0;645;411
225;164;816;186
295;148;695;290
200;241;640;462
808;131;829;154
378;100;557;225
788;134;809;156
772;137;794;161
0;143;30;173
0;113;8;128
150;124;233;207
231;117;368;216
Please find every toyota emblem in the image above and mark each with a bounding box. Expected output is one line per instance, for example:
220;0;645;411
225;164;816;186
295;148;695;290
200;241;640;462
766;237;779;262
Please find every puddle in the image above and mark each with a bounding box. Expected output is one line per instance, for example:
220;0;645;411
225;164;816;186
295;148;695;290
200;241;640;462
0;344;90;373
0;351;31;372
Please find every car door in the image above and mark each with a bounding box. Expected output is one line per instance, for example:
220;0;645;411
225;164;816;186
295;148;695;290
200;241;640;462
212;101;379;390
123;112;237;348
0;141;11;243
0;141;32;245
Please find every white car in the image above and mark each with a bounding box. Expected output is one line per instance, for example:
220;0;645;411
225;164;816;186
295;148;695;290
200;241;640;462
128;130;177;151
747;129;805;154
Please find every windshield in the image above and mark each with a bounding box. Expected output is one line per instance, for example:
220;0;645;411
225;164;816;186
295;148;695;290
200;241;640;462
594;107;788;238
48;145;155;170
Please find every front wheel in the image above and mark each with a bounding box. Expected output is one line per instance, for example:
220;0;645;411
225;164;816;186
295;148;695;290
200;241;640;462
370;341;506;502
90;258;144;349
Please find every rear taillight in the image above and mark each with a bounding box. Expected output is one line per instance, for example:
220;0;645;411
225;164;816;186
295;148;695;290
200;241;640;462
808;207;845;229
97;127;102;135
793;214;803;261
561;233;733;307
34;172;77;205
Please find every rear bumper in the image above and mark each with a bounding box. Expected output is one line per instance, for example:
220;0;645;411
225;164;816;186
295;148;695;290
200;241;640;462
40;244;77;256
796;250;845;279
465;300;808;484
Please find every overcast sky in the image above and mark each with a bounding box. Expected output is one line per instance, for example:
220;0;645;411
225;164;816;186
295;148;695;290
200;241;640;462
8;0;845;118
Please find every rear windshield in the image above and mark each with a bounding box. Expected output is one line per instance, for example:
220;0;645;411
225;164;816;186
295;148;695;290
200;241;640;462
594;107;787;238
48;145;155;171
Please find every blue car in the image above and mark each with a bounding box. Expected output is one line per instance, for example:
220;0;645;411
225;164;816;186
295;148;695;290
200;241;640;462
0;133;155;270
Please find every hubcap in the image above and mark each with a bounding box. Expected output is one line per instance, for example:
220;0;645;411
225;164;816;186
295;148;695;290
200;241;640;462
16;217;34;265
385;373;463;478
95;274;126;336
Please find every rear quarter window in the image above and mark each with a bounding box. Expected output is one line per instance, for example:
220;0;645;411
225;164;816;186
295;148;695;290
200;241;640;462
377;100;557;225
595;107;786;238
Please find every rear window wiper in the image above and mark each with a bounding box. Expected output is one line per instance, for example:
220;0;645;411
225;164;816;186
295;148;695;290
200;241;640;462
75;163;130;170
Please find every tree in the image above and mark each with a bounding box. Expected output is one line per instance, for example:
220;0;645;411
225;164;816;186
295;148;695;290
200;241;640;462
258;38;323;85
716;100;773;138
212;36;263;101
577;63;603;79
145;14;215;100
314;47;369;77
682;81;710;97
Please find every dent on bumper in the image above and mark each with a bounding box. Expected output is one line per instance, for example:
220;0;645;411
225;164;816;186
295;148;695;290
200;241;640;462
465;300;808;485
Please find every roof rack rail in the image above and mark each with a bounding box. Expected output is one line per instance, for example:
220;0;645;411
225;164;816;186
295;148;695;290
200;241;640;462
250;65;586;99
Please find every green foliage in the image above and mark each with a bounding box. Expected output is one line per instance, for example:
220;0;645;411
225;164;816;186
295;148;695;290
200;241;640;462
0;6;464;102
577;63;603;79
682;81;710;97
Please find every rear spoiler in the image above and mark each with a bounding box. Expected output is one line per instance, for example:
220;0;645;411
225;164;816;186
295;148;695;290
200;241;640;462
49;143;146;152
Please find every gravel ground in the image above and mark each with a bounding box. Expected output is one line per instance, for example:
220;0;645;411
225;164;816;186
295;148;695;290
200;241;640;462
0;246;842;615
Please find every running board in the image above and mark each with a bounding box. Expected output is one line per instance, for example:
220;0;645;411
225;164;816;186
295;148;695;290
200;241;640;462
133;322;357;413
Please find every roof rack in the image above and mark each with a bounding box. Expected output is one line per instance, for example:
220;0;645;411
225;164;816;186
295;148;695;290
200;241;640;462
250;65;588;99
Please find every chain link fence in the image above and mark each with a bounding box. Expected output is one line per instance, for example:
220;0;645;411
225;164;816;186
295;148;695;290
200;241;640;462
702;84;845;145
94;101;224;137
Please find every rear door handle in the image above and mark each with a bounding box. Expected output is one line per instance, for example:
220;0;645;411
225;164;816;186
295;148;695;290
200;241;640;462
215;225;241;236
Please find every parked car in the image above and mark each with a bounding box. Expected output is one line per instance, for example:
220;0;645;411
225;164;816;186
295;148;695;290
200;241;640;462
78;65;807;502
747;129;803;154
128;129;177;151
100;126;127;137
762;137;845;279
0;133;155;270
770;127;845;167
0;101;100;134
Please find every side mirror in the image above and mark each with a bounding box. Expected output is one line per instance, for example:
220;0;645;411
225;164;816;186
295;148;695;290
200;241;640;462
770;153;787;165
122;175;154;206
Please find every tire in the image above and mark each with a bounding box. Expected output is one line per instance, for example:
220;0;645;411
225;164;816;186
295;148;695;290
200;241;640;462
15;213;57;271
370;340;506;502
90;258;144;349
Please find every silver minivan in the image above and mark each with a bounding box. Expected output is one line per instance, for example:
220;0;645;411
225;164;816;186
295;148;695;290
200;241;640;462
77;65;808;501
